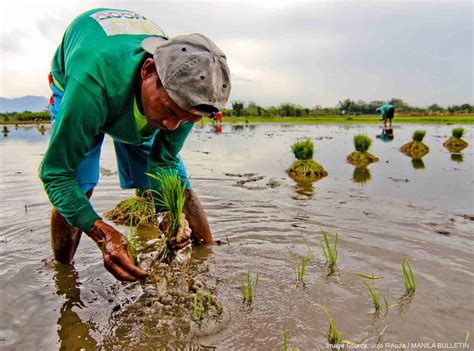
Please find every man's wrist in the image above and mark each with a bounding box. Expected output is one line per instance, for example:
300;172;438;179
88;219;105;243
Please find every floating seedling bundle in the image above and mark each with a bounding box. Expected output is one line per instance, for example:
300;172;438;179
287;139;328;181
347;134;379;167
443;127;468;153
400;130;429;159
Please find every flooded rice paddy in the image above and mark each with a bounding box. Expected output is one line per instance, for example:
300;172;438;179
0;123;472;350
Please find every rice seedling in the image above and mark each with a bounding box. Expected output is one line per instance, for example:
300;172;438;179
104;191;155;225
402;258;416;296
241;269;259;304
291;139;314;160
303;236;315;260
148;172;187;240
319;304;344;346
354;134;372;152
362;281;381;312
352;273;383;280
412;130;426;142
193;289;213;321
321;231;338;274
452;127;464;139
295;253;311;285
277;330;300;351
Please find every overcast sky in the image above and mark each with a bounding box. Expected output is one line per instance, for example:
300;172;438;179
0;0;472;107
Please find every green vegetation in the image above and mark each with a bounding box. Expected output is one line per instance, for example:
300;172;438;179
402;258;416;296
362;281;381;313
321;231;339;274
241;270;259;304
287;139;328;180
147;172;187;240
354;134;372;152
412;130;426;142
295;253;311;285
193;289;213;321
319;305;344;346
277;330;299;351
291;139;314;160
352;273;383;280
104;191;155;226
452;127;465;138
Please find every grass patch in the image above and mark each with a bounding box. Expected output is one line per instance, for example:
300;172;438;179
402;258;416;296
291;139;314;160
321;231;339;275
354;134;372;152
412;130;426;142
241;269;259;305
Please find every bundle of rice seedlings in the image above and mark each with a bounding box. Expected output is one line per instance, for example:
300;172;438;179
400;130;429;159
443;127;468;152
104;190;155;226
287;139;328;180
347;134;379;167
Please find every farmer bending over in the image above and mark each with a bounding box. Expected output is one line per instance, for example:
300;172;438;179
376;103;395;128
39;9;231;281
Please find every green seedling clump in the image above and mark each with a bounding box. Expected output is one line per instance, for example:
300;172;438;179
287;139;328;181
347;134;379;167
319;305;344;346
104;190;155;226
241;269;259;304
277;330;300;351
321;231;339;275
193;289;213;322
443;127;468;152
400;130;429;159
402;258;416;296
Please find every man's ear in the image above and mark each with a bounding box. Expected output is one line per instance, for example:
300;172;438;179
141;58;156;80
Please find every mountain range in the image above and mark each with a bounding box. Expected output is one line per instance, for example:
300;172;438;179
0;96;49;113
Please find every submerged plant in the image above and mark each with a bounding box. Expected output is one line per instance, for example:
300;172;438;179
321;231;339;274
362;281;381;312
412;130;426;142
402;258;416;296
241;270;259;304
354;134;372;152
452;127;464;139
291;139;314;160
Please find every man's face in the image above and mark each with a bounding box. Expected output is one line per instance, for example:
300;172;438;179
141;59;202;130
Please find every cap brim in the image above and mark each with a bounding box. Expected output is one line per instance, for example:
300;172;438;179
141;37;167;54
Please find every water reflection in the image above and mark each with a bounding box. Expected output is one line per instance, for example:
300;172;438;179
376;127;394;142
3;126;9;137
352;166;372;184
411;158;425;170
37;124;46;135
53;264;98;350
450;153;464;163
292;179;315;197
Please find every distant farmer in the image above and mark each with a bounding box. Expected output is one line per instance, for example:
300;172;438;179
376;103;395;128
39;8;231;281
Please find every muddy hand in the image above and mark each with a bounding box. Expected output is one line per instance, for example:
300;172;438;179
157;212;192;250
88;219;148;281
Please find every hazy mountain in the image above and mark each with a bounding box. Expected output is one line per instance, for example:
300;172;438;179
0;96;49;113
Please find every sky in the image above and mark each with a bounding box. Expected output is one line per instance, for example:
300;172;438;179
0;0;472;108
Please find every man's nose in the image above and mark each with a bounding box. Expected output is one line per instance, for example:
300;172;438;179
162;115;182;130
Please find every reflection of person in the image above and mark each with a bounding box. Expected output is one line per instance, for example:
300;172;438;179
39;9;231;281
376;103;395;128
376;127;394;142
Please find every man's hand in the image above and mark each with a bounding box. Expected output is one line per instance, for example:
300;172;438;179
157;212;192;250
88;219;148;281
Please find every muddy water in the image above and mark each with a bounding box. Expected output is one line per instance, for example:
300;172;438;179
0;124;472;350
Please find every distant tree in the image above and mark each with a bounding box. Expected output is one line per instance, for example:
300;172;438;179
428;103;445;113
231;101;244;116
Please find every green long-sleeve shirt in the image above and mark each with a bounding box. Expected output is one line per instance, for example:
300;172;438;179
39;8;194;232
378;104;394;118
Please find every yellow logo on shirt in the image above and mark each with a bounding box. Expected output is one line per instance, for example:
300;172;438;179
90;10;166;37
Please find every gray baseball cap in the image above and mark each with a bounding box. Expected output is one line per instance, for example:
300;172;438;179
142;33;231;117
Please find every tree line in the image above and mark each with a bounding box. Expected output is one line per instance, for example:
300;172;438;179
223;99;473;117
1;98;472;122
